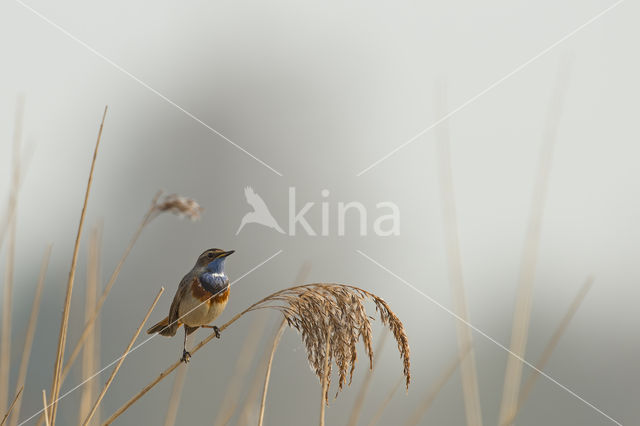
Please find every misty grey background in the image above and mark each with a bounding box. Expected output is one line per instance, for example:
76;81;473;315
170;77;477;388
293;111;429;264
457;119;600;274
1;0;638;424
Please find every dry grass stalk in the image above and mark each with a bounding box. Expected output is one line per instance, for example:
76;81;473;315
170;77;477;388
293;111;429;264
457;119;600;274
498;58;572;425
163;364;187;426
60;191;201;387
0;387;22;426
105;283;410;424
346;330;388;426
48;105;107;426
367;377;403;426
501;277;593;426
8;245;52;426
319;324;332;426
42;391;50;426
249;262;312;426
258;319;287;426
0;97;23;416
404;346;472;426
0;220;17;417
0;96;24;252
82;287;164;426
213;316;267;426
78;225;102;426
436;81;483;426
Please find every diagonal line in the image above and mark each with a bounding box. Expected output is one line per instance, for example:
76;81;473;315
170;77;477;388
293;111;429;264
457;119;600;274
13;0;283;177
356;249;622;426
356;0;624;177
17;250;283;426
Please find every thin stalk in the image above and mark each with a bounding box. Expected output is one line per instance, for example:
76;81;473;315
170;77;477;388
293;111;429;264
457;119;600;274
214;316;267;426
244;261;311;425
404;346;472;426
0;388;22;426
78;225;102;426
49;106;107;425
82;287;164;426
60;192;161;385
0;387;24;426
319;325;331;426
42;391;50;426
498;58;572;424
8;245;52;426
0;97;23;416
258;319;286;426
501;277;593;425
436;81;482;426
163;363;187;426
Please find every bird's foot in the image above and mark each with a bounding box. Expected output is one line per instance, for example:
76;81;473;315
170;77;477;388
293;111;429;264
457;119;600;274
181;349;191;363
202;325;221;338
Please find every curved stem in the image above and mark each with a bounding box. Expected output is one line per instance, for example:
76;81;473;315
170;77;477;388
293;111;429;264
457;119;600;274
83;288;164;426
258;320;286;426
49;106;106;425
319;325;331;426
60;193;160;385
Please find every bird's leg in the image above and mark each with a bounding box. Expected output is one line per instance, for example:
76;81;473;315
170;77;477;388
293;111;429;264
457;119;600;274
201;325;221;338
181;328;191;363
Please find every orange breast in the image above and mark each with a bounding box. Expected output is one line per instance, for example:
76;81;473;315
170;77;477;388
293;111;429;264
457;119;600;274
191;280;230;306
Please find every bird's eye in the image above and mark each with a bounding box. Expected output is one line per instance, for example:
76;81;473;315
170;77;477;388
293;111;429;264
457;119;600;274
207;252;215;259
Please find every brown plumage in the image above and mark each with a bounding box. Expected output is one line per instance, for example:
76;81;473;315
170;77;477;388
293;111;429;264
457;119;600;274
146;248;234;362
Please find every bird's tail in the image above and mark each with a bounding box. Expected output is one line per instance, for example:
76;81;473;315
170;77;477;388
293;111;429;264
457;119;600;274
146;316;178;337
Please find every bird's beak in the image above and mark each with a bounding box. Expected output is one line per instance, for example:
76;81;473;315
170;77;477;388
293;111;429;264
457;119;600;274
220;250;235;258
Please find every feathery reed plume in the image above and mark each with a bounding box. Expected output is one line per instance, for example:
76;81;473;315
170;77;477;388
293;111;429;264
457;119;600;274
436;81;483;426
59;190;202;388
0;97;24;416
0;388;22;426
49;106;107;426
347;330;388;426
258;320;286;426
42;391;50;426
79;225;102;426
498;57;573;425
105;284;410;424
404;346;472;426
8;245;52;426
213;316;267;426
82;287;164;426
163;364;187;426
501;277;593;426
154;194;203;221
367;377;403;426
258;284;410;399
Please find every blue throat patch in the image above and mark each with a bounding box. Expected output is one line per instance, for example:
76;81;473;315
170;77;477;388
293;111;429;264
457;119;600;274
199;258;229;294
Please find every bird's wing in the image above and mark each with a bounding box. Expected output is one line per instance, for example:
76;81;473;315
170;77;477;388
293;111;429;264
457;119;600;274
244;186;270;212
168;273;192;329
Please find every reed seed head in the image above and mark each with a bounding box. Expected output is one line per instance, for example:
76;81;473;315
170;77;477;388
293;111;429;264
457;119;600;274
248;283;410;404
154;193;203;221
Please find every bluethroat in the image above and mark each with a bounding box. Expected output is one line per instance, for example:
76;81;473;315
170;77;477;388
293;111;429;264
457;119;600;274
147;248;234;362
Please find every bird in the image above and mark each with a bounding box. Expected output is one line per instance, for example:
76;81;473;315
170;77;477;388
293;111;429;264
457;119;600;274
236;186;284;235
147;248;235;363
